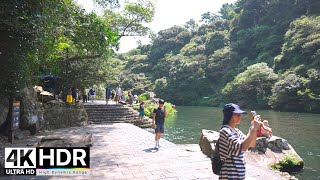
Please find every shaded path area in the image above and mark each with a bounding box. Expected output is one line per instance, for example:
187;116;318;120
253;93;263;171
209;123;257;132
2;123;282;179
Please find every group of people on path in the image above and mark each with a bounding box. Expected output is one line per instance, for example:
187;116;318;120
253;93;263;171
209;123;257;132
70;87;95;103
105;84;138;105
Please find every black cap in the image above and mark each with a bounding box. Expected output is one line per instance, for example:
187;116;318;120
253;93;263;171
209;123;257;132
222;103;247;125
159;99;165;104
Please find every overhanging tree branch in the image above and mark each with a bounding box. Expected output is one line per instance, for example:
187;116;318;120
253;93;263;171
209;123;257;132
119;20;135;37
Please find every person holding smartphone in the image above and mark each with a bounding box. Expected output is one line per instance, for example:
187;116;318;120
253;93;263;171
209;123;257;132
218;103;261;179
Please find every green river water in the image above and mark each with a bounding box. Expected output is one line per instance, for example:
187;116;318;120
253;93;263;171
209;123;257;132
161;106;320;180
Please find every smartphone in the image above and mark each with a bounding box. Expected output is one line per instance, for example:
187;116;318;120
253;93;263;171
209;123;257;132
251;111;261;121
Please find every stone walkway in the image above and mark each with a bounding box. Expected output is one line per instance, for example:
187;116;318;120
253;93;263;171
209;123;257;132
2;123;282;180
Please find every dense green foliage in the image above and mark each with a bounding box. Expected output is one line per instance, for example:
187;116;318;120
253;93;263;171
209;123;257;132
1;0;319;113
132;92;177;117
117;0;320;112
0;0;154;97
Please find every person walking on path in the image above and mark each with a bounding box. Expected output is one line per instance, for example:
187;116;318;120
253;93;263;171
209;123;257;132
139;101;145;122
111;89;115;101
89;87;95;102
128;91;133;106
152;99;168;149
81;88;87;103
105;84;111;104
218;103;261;179
115;85;122;104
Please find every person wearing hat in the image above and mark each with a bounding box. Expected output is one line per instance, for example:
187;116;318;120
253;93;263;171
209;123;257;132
152;99;168;149
218;103;261;179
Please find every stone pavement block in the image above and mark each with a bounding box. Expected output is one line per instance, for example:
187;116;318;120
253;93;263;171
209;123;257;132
92;170;122;177
150;170;163;175
91;176;115;180
114;174;134;179
152;174;167;179
146;175;164;180
122;169;140;175
133;172;153;178
163;172;179;178
177;178;195;180
36;176;85;180
129;177;147;180
192;172;212;179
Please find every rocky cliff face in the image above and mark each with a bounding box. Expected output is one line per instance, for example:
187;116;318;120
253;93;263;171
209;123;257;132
0;97;9;129
199;129;304;174
19;87;45;134
0;87;88;137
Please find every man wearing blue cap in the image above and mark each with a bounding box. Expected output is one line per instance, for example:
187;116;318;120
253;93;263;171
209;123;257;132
218;103;261;179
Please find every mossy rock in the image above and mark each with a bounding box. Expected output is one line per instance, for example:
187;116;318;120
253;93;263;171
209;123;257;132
272;153;304;173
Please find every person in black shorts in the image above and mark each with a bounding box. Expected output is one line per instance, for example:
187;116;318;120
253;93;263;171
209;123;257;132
152;99;168;149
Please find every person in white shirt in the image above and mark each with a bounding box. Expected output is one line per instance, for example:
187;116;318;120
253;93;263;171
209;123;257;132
115;85;122;104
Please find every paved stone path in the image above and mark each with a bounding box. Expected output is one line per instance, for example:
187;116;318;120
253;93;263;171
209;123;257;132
2;123;282;180
89;123;214;180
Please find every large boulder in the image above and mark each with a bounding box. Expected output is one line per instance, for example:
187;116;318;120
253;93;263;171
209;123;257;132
34;86;54;103
249;136;290;154
20;87;45;134
37;133;93;147
246;136;303;173
9;87;87;134
199;129;219;157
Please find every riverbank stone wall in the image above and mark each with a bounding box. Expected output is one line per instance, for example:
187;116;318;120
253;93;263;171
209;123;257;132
43;100;88;130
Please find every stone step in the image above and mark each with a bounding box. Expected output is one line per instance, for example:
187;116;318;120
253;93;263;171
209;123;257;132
87;116;139;120
89;117;138;121
84;105;127;109
87;112;137;115
88;115;139;119
84;104;140;125
86;109;131;112
88;118;138;122
85;109;131;112
84;105;131;109
88;120;135;124
88;114;139;118
86;111;136;114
